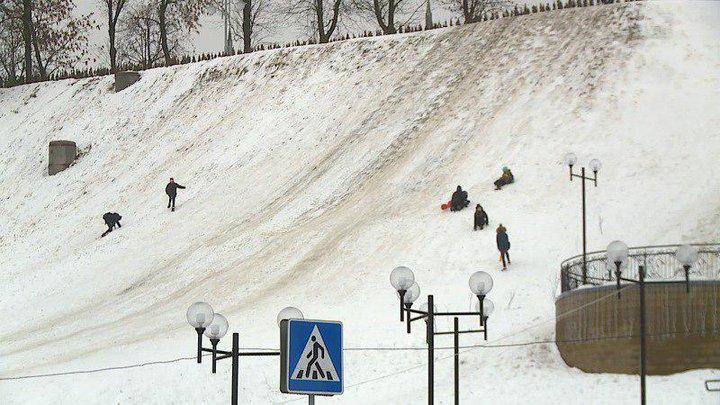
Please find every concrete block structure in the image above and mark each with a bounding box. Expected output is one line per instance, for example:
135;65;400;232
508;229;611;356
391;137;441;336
114;71;141;92
48;140;77;175
555;281;720;375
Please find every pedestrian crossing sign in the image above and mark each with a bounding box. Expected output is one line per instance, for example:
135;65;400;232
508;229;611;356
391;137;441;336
280;319;343;395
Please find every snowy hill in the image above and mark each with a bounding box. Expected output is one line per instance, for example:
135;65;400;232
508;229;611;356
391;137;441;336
1;1;719;403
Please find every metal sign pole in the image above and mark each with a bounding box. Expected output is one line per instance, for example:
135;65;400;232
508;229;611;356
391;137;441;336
308;394;315;405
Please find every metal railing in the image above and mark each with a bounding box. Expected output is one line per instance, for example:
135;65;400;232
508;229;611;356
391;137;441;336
560;243;720;292
707;380;720;392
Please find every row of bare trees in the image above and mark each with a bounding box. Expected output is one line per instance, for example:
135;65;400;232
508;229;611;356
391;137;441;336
1;0;626;87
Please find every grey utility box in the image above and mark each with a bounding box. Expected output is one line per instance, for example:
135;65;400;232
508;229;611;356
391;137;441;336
114;71;141;92
49;140;77;175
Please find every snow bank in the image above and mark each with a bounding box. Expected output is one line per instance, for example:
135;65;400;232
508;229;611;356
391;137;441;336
1;1;718;403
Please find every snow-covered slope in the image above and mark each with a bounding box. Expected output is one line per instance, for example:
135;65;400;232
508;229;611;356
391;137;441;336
1;1;719;403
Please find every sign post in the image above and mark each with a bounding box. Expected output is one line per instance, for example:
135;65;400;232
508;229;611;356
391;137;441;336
280;319;344;402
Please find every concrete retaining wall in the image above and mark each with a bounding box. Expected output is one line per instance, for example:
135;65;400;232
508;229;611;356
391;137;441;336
114;71;141;92
555;281;720;375
48;140;77;175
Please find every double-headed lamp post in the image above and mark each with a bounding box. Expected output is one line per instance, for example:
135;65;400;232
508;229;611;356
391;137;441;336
390;266;495;405
605;241;699;405
186;303;303;405
564;152;602;285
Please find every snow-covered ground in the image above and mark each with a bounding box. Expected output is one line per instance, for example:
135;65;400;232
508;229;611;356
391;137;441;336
1;1;719;404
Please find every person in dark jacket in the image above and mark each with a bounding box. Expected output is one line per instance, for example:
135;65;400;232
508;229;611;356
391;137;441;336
165;178;186;211
450;185;470;211
101;212;122;237
494;167;515;190
496;224;511;270
474;204;489;230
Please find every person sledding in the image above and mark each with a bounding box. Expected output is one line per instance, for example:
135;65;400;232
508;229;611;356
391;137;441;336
496;224;511;270
101;212;122;238
493;167;514;190
450;185;470;211
474;204;489;230
165;177;186;212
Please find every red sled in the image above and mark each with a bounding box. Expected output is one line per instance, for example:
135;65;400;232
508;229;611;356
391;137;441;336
440;200;452;211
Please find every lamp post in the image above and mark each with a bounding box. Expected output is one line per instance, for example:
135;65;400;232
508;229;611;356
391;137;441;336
605;242;698;405
390;268;495;405
390;266;416;322
187;303;303;405
564;153;602;285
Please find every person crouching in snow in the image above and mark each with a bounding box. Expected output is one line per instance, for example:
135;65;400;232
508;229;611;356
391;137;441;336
474;205;489;230
101;212;122;237
450;185;470;211
496;224;511;270
165;178;186;211
494;167;514;190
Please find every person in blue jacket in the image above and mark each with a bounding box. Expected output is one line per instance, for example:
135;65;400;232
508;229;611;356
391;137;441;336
496;224;511;270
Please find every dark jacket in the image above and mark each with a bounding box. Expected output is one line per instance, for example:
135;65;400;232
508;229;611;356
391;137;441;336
103;212;122;227
451;186;463;206
475;208;489;226
165;182;186;197
496;231;510;251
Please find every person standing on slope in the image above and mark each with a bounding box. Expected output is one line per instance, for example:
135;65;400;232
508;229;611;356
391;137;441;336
165;178;186;212
474;204;489;230
496;224;511;270
101;212;122;237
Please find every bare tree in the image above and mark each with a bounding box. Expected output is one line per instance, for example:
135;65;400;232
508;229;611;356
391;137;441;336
283;0;345;44
156;0;212;65
0;8;25;85
0;0;33;82
352;0;420;34
31;0;96;80
98;0;129;72
1;0;94;82
118;1;185;68
442;0;509;24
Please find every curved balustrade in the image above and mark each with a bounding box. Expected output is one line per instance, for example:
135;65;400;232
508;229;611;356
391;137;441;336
560;243;720;293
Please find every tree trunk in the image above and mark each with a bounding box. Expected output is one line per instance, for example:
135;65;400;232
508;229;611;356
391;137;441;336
462;0;474;24
108;2;121;72
372;0;388;34
315;0;327;43
31;26;47;81
318;0;341;43
387;0;396;34
158;1;172;66
108;9;117;72
144;26;151;68
242;0;252;53
21;0;32;82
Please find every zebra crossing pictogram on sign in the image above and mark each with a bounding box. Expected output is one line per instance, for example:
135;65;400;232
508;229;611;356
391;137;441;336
290;325;339;381
280;319;343;396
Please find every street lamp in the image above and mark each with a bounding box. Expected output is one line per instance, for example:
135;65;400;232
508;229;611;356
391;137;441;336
390;266;416;321
675;244;699;292
564;152;601;284
204;314;229;372
469;271;493;324
276;306;304;326
605;241;697;405
187;302;215;363
607;240;629;294
187;303;288;405
390;267;496;405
